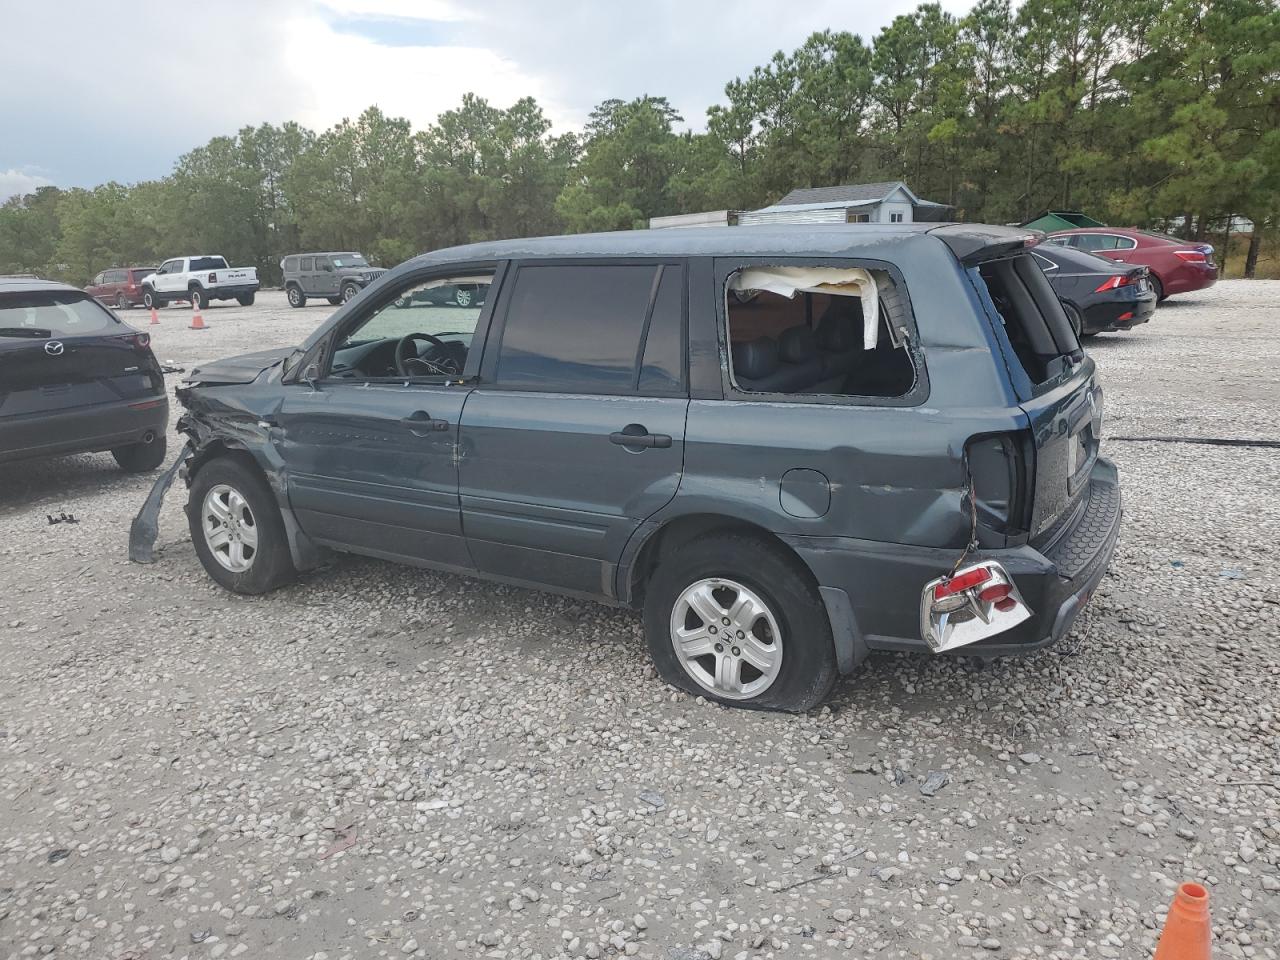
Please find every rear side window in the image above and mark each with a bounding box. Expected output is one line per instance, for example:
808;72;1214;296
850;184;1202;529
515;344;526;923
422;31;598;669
975;254;1078;386
0;291;123;338
300;256;314;271
638;266;684;393
495;263;680;394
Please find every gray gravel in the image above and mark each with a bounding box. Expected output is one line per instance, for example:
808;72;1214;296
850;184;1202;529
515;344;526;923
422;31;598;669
2;285;1278;959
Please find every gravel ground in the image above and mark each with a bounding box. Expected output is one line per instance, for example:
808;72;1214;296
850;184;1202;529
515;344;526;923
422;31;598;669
2;285;1277;960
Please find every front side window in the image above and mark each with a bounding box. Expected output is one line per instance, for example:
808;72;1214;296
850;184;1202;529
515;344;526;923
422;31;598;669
494;263;673;394
1076;234;1118;252
328;272;493;380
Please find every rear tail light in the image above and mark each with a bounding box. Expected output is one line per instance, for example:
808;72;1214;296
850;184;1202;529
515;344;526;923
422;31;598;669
208;271;218;283
123;333;151;350
934;567;990;600
1173;250;1208;263
1094;274;1134;292
920;561;1033;652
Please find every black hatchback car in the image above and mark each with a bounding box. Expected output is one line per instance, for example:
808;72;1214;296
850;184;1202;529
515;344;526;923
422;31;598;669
0;278;168;471
1031;244;1156;337
132;225;1120;711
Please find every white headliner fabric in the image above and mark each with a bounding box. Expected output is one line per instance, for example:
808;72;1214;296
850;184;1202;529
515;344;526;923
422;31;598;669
729;267;880;349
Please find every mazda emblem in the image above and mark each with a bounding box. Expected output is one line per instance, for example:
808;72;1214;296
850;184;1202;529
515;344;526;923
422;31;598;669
44;341;64;356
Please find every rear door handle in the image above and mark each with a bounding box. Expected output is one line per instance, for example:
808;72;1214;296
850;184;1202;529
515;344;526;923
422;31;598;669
401;410;450;436
610;426;672;449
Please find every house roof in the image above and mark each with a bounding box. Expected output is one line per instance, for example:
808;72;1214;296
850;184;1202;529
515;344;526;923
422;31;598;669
775;181;940;207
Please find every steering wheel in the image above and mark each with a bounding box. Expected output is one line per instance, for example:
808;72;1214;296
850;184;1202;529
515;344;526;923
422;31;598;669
394;332;452;376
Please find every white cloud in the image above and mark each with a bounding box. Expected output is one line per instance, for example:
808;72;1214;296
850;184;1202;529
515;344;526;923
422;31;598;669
278;13;574;133
0;169;53;202
0;0;978;189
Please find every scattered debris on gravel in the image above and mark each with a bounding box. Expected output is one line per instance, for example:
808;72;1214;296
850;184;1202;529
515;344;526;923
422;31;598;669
2;286;1277;959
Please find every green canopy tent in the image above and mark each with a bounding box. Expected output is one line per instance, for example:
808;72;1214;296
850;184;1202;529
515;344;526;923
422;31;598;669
1022;211;1106;232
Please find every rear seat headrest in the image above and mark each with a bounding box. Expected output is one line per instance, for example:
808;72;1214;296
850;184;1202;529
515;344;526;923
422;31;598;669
732;336;779;380
778;326;818;364
817;301;860;352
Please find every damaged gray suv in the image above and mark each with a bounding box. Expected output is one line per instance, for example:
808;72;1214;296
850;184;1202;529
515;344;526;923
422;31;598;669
132;224;1121;711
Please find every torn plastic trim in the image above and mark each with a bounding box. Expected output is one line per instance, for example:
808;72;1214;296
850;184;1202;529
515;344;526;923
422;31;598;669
128;441;192;563
729;266;880;349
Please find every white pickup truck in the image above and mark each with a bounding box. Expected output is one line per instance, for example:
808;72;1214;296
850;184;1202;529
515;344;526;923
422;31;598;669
140;256;259;310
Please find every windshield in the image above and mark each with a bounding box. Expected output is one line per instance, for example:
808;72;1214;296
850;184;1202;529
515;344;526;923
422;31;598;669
331;254;369;268
0;291;123;337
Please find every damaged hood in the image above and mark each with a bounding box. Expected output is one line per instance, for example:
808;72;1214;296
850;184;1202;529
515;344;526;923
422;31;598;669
184;347;294;386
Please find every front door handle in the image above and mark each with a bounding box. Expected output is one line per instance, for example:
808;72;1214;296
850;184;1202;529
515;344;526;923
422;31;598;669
610;424;672;449
401;410;450;436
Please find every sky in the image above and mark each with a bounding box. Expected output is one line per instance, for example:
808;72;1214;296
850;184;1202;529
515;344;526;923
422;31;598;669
0;0;971;201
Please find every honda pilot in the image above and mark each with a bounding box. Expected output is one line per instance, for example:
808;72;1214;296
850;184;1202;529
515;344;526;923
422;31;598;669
131;224;1121;711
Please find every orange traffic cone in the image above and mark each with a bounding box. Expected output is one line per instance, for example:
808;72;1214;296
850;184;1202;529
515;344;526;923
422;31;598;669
189;308;207;330
1154;882;1211;960
149;306;160;326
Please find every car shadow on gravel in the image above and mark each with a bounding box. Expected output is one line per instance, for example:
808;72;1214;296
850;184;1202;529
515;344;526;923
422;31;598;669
0;451;158;513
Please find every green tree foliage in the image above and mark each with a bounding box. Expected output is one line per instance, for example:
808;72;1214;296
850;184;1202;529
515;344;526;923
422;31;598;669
2;0;1277;284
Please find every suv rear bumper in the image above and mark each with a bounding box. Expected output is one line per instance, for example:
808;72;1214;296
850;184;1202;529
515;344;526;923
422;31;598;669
786;457;1122;670
0;396;169;463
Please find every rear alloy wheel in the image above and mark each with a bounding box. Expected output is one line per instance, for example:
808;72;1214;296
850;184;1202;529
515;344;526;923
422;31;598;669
188;458;295;594
287;285;306;308
142;288;161;310
111;433;166;473
341;283;360;303
643;532;837;711
454;287;473;307
115;292;131;310
190;286;207;311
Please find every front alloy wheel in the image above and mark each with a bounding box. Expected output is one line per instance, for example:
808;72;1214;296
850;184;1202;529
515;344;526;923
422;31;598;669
202;483;258;573
670;578;783;699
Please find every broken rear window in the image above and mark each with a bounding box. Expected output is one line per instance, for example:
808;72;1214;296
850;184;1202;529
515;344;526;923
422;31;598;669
974;254;1079;386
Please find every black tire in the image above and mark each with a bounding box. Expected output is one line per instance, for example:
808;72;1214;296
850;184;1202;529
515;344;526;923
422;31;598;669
236;292;255;306
187;457;296;595
189;286;207;311
115;293;131;310
341;283;360;303
1151;274;1165;302
142;288;162;310
111;433;166;473
642;532;837;712
287;285;307;308
327;296;342;306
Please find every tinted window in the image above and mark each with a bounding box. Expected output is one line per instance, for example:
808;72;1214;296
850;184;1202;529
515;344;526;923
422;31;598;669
300;256;314;271
638;265;684;394
190;256;228;271
0;291;123;337
132;268;157;279
1076;234;1118;252
496;264;658;393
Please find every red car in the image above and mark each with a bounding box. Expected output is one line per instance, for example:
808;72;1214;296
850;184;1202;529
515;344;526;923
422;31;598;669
86;266;158;310
1046;228;1216;302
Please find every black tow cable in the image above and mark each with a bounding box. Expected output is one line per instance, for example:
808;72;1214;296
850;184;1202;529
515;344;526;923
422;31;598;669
1110;436;1280;450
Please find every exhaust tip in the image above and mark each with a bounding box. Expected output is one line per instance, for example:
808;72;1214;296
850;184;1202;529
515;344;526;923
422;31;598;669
142;430;156;444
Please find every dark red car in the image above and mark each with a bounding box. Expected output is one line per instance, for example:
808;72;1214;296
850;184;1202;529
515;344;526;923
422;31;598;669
1046;228;1216;302
86;266;158;310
